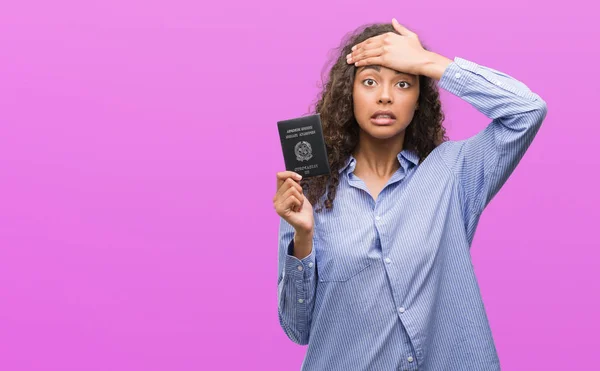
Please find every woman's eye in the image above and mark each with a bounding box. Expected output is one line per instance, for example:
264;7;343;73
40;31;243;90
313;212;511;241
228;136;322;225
363;79;376;86
362;79;411;88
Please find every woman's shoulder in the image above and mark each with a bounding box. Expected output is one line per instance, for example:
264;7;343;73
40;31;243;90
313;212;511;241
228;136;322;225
423;139;468;173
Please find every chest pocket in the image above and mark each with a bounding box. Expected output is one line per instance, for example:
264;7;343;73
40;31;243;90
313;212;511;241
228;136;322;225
315;217;378;282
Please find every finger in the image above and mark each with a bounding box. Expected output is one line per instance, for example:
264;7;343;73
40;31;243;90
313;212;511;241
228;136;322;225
284;177;303;195
276;177;303;200
292;176;304;191
392;18;414;36
354;55;385;68
288;186;304;208
281;180;304;205
276;171;302;189
354;40;383;53
276;171;302;190
280;185;303;211
355;35;384;50
348;46;384;65
347;41;381;62
351;35;384;53
275;191;299;214
288;191;304;213
283;194;302;213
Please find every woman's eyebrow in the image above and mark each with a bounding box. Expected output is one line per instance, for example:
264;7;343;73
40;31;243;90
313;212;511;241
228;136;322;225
359;65;414;78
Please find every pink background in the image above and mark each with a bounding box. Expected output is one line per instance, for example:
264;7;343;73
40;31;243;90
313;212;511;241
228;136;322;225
1;0;598;370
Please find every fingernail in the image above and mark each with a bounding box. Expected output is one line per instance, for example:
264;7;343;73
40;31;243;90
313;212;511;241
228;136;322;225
351;46;356;51
297;175;302;180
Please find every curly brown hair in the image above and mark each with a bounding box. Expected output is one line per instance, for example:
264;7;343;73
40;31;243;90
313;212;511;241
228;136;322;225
300;22;449;213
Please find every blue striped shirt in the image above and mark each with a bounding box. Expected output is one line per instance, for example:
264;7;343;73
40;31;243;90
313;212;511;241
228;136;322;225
277;57;547;370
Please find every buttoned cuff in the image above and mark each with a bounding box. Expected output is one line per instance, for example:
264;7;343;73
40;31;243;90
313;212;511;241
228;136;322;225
284;238;316;281
438;57;477;97
439;57;538;101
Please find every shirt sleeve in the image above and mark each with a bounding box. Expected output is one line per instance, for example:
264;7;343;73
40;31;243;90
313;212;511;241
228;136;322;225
436;57;548;242
277;216;317;345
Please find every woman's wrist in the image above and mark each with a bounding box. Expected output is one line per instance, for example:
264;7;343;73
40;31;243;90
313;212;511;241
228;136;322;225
293;229;314;260
419;51;453;81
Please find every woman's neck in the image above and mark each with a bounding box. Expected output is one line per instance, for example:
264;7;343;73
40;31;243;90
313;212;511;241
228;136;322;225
352;130;406;179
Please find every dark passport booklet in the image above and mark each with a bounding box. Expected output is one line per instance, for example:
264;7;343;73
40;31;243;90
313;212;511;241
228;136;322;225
277;113;331;177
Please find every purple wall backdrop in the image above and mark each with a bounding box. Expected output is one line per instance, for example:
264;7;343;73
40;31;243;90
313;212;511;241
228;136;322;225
1;0;598;370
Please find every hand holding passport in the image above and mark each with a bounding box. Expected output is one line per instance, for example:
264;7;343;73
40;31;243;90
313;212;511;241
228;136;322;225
277;114;331;178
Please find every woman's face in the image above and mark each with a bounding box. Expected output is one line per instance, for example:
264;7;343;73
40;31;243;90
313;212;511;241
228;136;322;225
352;64;420;140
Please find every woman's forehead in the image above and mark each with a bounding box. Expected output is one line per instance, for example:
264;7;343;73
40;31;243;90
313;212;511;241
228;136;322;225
357;65;416;78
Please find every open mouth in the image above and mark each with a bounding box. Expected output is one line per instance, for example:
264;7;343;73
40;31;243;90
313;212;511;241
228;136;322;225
371;111;396;125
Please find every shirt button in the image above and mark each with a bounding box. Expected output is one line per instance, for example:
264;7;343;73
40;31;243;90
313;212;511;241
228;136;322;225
407;356;414;362
385;258;392;264
398;307;405;313
308;262;313;268
375;216;381;221
297;265;303;271
298;299;304;303
454;72;461;79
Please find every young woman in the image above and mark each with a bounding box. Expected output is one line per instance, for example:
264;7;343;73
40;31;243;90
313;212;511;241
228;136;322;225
272;19;547;371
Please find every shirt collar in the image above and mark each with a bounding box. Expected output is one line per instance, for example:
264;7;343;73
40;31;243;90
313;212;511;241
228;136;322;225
338;148;420;175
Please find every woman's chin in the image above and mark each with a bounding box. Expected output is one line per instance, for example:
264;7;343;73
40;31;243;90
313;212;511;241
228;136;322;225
363;126;406;140
368;127;402;140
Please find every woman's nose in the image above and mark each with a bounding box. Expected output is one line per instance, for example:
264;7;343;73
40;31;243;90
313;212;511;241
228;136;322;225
378;93;392;103
378;86;392;103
